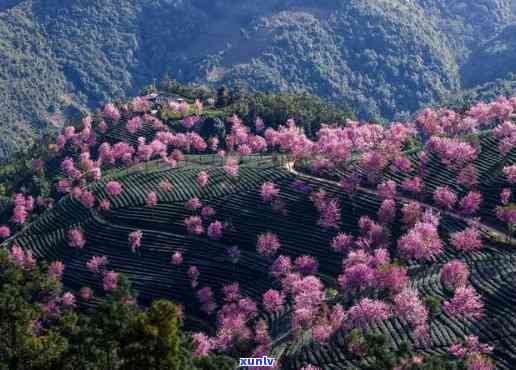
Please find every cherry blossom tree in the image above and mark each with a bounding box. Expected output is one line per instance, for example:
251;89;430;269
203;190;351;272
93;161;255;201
440;260;469;291
433;186;458;210
197;171;209;188
398;222;443;261
503;165;516;184
443;286;484;320
458;191;482;216
105;181;123;196
129;230;143;252
103;271;119;291
260;182;280;203
450;227;483;253
68;228;86;249
257;232;281;257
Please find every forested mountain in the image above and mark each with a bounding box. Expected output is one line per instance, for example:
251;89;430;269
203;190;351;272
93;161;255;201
461;23;516;88
0;0;515;157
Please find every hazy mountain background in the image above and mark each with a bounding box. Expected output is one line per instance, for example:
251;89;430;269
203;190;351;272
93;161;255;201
1;0;516;157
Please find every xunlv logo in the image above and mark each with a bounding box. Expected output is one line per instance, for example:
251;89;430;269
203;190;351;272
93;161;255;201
239;356;276;367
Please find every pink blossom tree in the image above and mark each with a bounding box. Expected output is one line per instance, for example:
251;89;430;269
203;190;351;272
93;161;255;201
105;181;123;196
458;191;482;216
260;182;280;203
103;271;119;291
68;228;86;249
262;289;285;313
397;222;443;261
86;255;108;274
129;230;143;252
443;286;484;320
433;186;458;210
146;191;158;207
450;227;483;253
197;171;209;188
345;298;392;330
440;260;469;291
207;221;223;240
503;165;516;184
257;232;281;257
171;251;183;265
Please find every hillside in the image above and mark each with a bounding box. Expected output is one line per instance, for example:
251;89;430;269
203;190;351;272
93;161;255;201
461;24;516;89
0;91;515;368
0;0;515;158
416;0;514;61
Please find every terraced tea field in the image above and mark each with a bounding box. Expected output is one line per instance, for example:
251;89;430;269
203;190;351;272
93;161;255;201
7;146;516;368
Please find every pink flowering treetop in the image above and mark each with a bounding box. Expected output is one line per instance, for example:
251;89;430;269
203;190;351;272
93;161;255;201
192;333;212;358
393;288;429;341
224;159;239;177
86;255;108;274
146;191;158;207
457;165;478;188
443;286;484;320
159;180;173;192
330;233;354;253
197;171;209;188
79;190;96;209
377;180;397;200
80;287;93;300
449;335;494;365
171;251;183;265
61;292;76;307
401;201;423;227
458;191;482;216
129;230;143;252
398;222;443;261
401;176;423;194
440;260;470;291
426;137;477;168
503;165;516;184
188;266;200;288
201;206;215;219
270;255;293;280
294;255;319;275
185;216;204;235
185;197;202;211
103;103;120;122
344;298;392;330
0;225;11;238
105;181;123;196
207;221;223;241
378;199;396;225
126;116;143;134
8;244;35;270
257;232;281;257
260;182;280;203
310;191;341;230
450;227;483;253
433;186;458;210
262;289;285;313
67;228;86;249
49;261;65;278
103;271;119;291
501;188;512;205
496;204;516;225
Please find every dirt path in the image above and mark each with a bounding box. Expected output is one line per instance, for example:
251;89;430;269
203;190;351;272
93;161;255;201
284;161;515;246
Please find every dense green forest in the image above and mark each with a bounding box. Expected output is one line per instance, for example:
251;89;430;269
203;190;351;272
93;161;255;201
0;0;515;158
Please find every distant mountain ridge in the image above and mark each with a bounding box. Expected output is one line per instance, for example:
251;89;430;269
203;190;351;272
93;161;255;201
0;0;515;157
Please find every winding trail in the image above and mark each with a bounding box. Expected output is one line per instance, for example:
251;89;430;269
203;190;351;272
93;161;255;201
284;160;515;246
